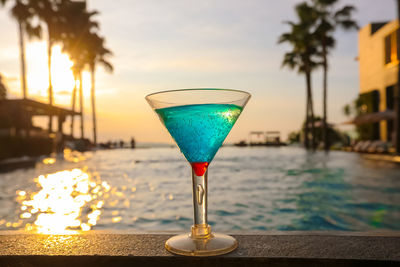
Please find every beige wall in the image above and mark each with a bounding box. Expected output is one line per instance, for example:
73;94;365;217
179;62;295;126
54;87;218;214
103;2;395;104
358;20;398;141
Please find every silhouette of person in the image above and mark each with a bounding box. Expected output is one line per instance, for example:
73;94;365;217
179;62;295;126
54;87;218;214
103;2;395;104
130;137;136;149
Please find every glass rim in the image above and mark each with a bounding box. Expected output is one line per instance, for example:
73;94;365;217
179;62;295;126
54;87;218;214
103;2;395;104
145;88;251;105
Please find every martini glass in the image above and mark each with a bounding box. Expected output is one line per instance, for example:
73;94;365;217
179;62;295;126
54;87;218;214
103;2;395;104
146;88;250;256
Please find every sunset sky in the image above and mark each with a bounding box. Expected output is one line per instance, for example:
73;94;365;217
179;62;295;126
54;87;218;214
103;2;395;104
0;0;396;143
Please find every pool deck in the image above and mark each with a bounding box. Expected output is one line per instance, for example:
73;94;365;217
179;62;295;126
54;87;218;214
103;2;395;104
362;153;400;164
0;231;399;266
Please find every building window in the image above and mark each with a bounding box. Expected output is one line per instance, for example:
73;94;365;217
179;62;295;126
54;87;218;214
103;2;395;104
384;30;399;65
359;90;380;113
386;85;394;110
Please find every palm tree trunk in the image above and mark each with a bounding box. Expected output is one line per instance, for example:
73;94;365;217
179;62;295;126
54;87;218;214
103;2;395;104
18;20;27;99
304;81;310;149
47;35;53;133
90;64;97;146
306;70;316;150
70;74;77;137
79;71;84;139
322;43;329;151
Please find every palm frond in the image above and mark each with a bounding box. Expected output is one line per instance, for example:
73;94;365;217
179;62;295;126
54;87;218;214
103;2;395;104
25;23;42;39
281;52;299;70
312;0;337;7
98;58;113;73
336;19;359;30
278;32;294;44
295;2;318;26
10;1;30;21
334;5;356;18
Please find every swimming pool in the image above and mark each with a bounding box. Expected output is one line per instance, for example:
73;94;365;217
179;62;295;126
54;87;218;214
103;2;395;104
0;146;399;233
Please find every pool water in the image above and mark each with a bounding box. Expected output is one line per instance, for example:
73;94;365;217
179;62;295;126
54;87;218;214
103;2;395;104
0;147;399;233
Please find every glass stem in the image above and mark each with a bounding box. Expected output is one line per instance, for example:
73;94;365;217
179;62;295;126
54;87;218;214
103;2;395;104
191;169;211;238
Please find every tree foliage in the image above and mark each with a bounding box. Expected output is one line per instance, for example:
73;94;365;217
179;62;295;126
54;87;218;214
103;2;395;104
1;0;113;142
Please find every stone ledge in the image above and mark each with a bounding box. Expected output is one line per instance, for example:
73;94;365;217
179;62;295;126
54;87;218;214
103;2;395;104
0;231;399;266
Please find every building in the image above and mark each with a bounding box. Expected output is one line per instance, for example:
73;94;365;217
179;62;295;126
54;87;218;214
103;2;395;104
358;20;397;142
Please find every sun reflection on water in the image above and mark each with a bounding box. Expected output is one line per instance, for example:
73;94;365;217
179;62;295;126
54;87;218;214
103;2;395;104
64;149;88;163
16;168;111;234
42;157;56;165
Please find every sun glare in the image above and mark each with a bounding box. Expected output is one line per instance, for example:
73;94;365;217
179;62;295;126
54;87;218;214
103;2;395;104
0;150;132;234
51;45;75;94
16;168;110;234
25;41;91;106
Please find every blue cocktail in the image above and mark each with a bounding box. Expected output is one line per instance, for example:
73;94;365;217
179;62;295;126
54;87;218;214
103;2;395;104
156;103;243;176
146;88;250;256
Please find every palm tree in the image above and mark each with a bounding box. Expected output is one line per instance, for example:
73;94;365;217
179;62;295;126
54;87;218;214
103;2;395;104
78;70;84;139
311;0;358;151
0;0;41;99
61;1;86;139
279;2;320;149
59;0;99;139
30;0;65;132
85;33;113;145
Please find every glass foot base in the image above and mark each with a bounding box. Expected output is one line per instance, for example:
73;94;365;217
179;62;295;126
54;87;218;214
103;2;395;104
165;233;238;256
